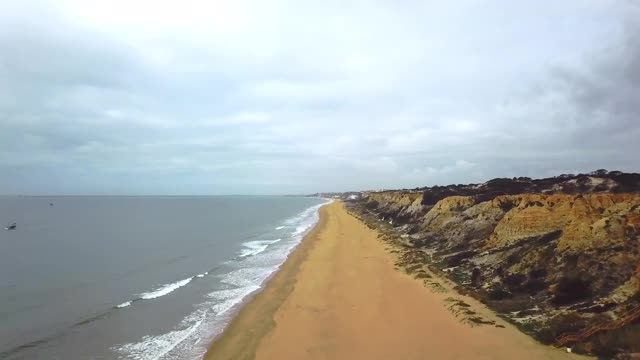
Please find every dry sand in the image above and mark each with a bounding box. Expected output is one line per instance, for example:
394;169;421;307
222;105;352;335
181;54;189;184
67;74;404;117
205;201;587;360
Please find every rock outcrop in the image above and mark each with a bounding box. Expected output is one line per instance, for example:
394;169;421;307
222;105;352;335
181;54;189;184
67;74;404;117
348;170;640;357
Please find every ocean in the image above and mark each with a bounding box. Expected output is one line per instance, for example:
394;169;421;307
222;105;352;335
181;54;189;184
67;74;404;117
0;196;328;359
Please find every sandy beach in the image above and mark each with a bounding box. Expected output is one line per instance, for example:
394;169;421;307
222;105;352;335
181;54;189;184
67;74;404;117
205;201;587;360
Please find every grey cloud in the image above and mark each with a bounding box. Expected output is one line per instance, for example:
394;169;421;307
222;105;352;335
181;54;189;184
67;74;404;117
0;1;639;194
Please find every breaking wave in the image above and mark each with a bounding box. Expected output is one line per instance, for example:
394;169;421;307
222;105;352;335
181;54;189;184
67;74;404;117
239;239;281;258
139;277;194;300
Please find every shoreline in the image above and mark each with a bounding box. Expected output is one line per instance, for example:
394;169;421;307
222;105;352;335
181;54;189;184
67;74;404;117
205;201;587;360
203;202;331;359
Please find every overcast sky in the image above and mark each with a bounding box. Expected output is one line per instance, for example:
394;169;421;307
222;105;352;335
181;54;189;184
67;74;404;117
1;1;638;195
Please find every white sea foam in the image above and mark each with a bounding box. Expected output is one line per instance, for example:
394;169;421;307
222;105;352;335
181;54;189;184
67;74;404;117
239;239;281;258
220;266;276;288
275;226;285;230
113;284;264;360
115;320;202;360
208;285;261;315
116;301;132;308
293;224;310;235
139;277;193;300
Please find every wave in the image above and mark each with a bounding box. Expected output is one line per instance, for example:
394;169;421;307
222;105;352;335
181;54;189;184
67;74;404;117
8;269;216;358
115;271;210;310
116;301;132;308
115;320;202;360
239;239;281;258
208;285;261;315
293;224;311;235
140;277;194;300
114;201;328;313
220;266;277;288
112;282;265;360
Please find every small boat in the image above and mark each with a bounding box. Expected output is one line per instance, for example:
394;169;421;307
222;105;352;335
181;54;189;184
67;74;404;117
4;222;16;230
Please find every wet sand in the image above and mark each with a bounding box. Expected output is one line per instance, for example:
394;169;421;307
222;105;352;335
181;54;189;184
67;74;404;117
205;201;587;360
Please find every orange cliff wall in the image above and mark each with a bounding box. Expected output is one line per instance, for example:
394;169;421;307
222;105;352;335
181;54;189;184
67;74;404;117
364;191;640;292
366;192;640;254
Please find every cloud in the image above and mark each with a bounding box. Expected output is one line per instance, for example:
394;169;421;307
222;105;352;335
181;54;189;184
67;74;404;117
0;1;638;194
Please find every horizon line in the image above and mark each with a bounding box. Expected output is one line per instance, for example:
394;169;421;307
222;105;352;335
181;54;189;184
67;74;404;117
0;194;321;197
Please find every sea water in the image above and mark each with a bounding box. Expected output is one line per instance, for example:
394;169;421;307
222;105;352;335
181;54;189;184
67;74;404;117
0;196;328;359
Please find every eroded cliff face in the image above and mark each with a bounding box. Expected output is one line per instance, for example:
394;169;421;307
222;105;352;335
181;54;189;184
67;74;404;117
350;172;640;356
365;192;640;287
366;191;426;225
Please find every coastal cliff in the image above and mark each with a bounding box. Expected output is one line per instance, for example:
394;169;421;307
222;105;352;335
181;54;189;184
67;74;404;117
349;170;640;357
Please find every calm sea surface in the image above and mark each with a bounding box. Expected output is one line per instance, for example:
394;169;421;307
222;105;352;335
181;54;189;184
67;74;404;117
0;196;327;359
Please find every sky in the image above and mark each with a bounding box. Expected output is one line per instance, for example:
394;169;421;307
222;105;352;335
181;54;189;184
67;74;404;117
0;1;639;195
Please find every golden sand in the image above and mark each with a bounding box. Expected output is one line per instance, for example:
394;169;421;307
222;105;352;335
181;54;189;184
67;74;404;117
205;201;588;360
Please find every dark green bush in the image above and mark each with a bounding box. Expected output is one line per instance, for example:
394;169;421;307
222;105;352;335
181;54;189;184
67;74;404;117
551;276;591;306
488;288;512;300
